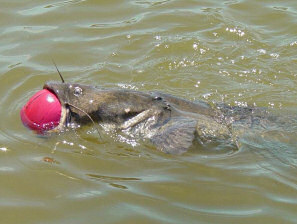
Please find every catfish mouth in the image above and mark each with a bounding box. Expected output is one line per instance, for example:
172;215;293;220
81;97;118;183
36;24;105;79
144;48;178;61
43;84;69;132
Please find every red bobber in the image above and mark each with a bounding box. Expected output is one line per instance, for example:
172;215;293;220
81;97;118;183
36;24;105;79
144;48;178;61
20;89;61;132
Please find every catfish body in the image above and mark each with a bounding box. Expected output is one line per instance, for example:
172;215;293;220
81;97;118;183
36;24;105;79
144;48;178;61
44;81;280;154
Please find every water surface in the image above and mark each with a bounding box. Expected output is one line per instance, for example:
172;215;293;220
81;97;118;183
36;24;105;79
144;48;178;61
0;0;296;223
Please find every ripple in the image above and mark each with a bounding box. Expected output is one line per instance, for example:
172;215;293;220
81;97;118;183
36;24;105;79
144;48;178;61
89;13;147;28
176;204;264;216
2;26;57;34
0;166;15;172
69;190;102;199
86;173;141;182
132;0;172;7
18;0;86;16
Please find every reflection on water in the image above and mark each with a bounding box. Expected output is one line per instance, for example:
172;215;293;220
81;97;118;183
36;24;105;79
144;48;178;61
0;0;297;223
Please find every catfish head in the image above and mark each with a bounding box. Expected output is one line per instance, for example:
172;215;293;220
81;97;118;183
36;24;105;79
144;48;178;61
43;81;102;132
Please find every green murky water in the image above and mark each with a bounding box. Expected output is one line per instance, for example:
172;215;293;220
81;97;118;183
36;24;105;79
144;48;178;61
0;0;296;223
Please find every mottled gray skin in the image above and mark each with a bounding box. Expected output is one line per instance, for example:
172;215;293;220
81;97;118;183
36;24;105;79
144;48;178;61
44;81;276;154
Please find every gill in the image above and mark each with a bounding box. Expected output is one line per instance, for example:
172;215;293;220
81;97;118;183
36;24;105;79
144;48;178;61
52;60;102;140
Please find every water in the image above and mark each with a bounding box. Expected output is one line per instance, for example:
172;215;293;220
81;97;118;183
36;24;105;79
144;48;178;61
0;0;297;223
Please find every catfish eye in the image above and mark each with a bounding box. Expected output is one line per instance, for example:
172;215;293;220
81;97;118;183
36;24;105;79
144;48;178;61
73;86;83;96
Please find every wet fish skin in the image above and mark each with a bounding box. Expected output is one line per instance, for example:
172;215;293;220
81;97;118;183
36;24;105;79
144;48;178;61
44;81;277;154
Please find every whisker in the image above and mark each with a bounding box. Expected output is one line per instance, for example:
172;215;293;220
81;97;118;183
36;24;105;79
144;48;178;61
66;102;102;140
52;59;65;83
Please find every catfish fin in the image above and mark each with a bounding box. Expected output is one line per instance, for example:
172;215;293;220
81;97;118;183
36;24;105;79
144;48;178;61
151;117;197;154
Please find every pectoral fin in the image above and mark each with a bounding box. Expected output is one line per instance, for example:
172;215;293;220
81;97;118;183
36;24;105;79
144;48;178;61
151;117;197;154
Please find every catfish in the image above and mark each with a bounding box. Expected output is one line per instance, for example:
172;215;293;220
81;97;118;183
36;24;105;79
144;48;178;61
43;80;291;154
